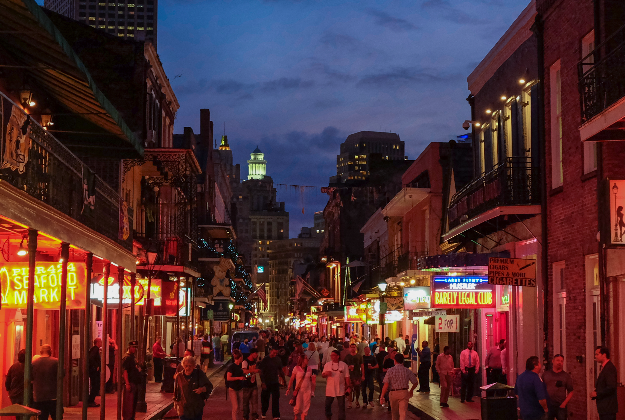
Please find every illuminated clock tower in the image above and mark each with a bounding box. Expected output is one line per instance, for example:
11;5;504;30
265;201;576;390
247;146;267;180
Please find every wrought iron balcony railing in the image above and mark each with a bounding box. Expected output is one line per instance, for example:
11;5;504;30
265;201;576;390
447;157;540;230
579;23;625;122
0;91;132;250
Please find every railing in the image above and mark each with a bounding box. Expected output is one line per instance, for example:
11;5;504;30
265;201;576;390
447;157;540;230
0;92;132;250
579;23;625;122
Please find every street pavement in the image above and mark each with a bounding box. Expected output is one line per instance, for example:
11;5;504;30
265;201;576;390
191;373;421;420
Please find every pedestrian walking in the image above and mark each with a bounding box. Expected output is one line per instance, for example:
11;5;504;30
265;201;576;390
122;341;142;420
361;346;378;408
343;343;363;408
381;347;397;412
227;350;246;420
221;333;230;357
213;334;222;362
322;350;351;420
5;349;25;405
242;349;261;420
106;339;118;393
153;337;167;383
435;346;454;408
88;338;102;407
431;339;440;384
303;345;319;395
286;354;313;420
459;341;479;403
394;336;406;354
380;353;418;420
592;346;618;420
257;334;266;361
31;344;58;420
258;347;286;420
240;339;251;359
542;354;574;420
514;356;548;420
416;341;431;392
173;356;212;420
485;339;505;384
200;335;213;370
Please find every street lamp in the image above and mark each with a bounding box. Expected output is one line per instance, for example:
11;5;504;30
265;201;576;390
378;281;387;342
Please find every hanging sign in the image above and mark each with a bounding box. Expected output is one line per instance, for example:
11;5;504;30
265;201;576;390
403;287;431;310
488;258;537;287
210;300;231;321
609;180;625;244
0;262;87;309
435;314;459;332
431;276;495;308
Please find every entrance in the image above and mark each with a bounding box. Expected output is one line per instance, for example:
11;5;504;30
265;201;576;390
586;254;600;420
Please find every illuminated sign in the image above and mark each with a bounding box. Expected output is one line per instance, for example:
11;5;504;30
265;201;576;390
90;277;162;307
363;300;403;324
257;266;264;273
403;287;431;310
345;305;363;322
0;262;86;309
488;258;537;287
432;276;495;308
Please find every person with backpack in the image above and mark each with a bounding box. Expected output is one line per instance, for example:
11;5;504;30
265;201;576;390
242;349;261;420
173;356;213;420
259;347;286;420
226;350;247;420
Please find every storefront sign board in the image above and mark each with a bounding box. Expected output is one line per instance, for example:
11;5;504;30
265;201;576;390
72;335;81;359
210;300;231;321
413;309;446;318
488;258;537;287
609;180;625;244
432;276;495;308
435;314;459;332
1;262;86;309
403;287;431;310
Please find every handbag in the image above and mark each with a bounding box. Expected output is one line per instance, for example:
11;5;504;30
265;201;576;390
173;375;186;416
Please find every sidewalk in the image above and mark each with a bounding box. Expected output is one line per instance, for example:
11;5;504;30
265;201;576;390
64;357;231;420
408;384;481;420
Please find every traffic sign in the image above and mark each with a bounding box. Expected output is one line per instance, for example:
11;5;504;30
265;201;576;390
488;257;537;287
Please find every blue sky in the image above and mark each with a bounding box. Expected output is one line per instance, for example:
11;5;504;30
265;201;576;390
156;0;531;237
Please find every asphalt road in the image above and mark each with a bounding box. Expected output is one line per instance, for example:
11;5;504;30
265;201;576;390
200;372;420;420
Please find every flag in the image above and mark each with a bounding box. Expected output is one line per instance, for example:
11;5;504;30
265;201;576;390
295;276;304;300
256;284;267;306
352;278;365;294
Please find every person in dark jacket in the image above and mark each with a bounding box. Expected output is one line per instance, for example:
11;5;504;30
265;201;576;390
174;356;212;420
5;349;25;404
592;346;618;420
88;338;102;407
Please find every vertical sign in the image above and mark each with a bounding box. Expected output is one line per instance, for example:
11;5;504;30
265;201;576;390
72;335;81;359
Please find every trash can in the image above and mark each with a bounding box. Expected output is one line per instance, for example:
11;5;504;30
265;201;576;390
161;357;181;393
480;382;517;420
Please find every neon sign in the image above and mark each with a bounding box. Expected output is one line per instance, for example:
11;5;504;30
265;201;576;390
0;262;86;309
403;287;431;310
432;275;495;309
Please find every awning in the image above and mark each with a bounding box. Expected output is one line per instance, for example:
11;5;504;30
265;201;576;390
199;223;236;240
442;205;540;242
382;187;431;217
0;0;142;156
137;265;201;278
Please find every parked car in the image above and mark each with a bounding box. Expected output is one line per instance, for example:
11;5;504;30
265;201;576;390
231;330;259;353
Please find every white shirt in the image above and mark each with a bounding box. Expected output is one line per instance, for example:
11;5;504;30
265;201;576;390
320;341;329;353
293;366;312;392
323;361;348;397
395;338;406;353
460;349;480;374
501;348;508;374
305;349;319;369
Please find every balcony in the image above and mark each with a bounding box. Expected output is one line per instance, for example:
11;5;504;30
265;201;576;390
579;23;625;141
445;157;540;240
0;91;132;250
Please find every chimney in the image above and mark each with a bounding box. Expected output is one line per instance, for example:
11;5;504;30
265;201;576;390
200;109;212;150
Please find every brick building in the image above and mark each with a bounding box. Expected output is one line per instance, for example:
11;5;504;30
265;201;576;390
538;0;625;418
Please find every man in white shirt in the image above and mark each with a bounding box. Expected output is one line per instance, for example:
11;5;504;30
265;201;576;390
394;336;406;354
319;337;330;366
459;341;479;403
322;350;351;420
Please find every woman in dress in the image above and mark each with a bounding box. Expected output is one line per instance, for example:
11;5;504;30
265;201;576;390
286;354;314;420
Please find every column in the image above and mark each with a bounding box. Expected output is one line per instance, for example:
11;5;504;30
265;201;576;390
100;261;110;420
117;266;124;420
23;228;37;406
82;253;93;420
56;242;70;420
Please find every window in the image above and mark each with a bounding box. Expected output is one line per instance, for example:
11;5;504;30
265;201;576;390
553;261;566;360
479;127;486;174
504;103;512;158
521;87;532;158
491;113;499;167
550;60;563;188
582;31;598;174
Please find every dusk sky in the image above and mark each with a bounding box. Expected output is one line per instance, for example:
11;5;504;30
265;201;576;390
157;0;531;237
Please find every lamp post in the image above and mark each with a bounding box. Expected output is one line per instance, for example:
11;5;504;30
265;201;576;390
378;281;388;343
613;183;620;242
228;302;234;355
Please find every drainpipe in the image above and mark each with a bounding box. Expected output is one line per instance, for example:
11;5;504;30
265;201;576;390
531;13;549;368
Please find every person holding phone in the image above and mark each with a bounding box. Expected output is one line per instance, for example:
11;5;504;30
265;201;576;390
542;354;574;420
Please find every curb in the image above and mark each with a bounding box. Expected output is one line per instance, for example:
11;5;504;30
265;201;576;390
150;360;233;420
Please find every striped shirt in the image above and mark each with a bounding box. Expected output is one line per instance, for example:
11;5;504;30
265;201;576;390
383;364;418;390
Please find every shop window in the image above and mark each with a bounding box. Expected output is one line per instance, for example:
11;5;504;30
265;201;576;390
521;87;532;159
550;60;563;188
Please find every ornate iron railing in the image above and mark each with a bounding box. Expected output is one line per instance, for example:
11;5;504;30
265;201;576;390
579;23;625;122
447;157;540;230
0;92;132;250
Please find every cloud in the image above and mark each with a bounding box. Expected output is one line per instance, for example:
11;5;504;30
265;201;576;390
357;67;461;88
174;76;314;98
367;9;417;32
319;31;360;49
421;0;489;24
260;77;315;93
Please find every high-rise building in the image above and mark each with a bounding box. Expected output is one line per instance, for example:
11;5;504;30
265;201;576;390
247;146;267;180
331;131;405;184
44;0;157;47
